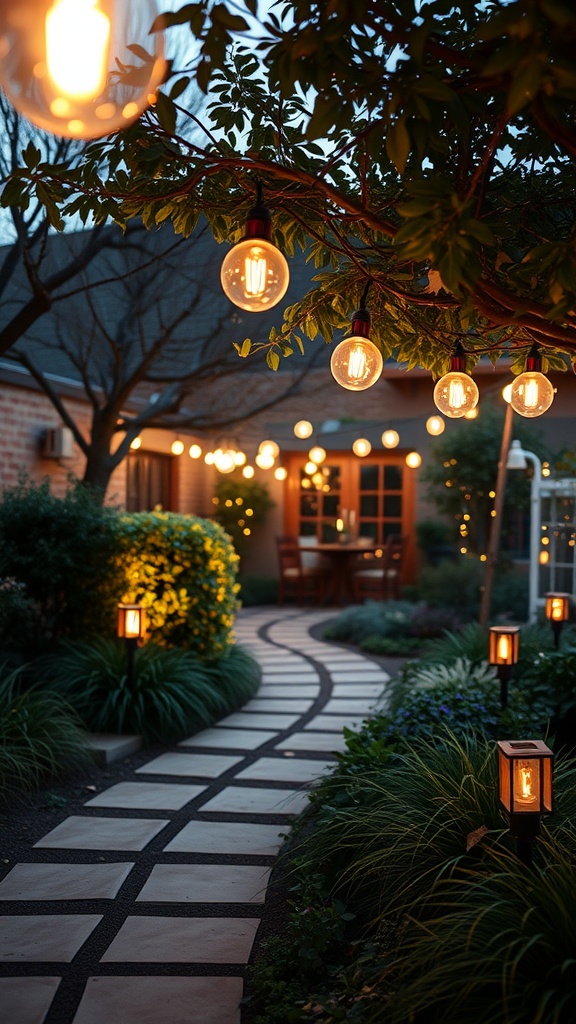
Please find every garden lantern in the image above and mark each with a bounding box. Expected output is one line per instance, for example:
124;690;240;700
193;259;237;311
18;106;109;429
117;602;144;691
497;739;553;866
545;592;571;649
489;625;519;709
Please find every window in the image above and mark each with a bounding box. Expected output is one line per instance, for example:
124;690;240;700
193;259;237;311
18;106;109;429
126;451;175;511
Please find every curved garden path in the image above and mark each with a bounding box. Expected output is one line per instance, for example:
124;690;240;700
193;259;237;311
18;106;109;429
0;607;391;1024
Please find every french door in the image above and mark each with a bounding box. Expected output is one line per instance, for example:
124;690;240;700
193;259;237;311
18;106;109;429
284;451;416;581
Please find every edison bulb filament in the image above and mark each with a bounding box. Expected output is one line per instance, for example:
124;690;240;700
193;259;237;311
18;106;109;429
46;0;110;101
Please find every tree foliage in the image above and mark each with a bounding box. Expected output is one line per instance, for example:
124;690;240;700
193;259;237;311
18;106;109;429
3;0;576;378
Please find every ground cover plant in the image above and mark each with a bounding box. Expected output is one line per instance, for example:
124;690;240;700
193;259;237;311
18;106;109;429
0;664;91;805
36;640;261;745
245;633;575;1023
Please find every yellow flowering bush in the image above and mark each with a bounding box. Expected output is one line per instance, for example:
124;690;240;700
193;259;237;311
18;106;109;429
116;512;240;658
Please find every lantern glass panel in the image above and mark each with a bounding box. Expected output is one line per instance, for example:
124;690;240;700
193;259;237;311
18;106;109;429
489;626;519;666
497;739;554;815
545;593;570;622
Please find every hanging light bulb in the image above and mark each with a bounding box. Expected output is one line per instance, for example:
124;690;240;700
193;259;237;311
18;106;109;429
304;460;317;475
426;415;445;436
352;438;371;457
509;346;555;418
502;383;513;404
406;451;422;468
213;448;236;474
308;446;326;465
129;436;141;450
171;439;184;456
0;0;166;139
330;306;383;391
294;420;313;439
234;450;247;466
433;343;479;418
242;464;255;479
255;451;275;470
189;444;202;459
382;429;400;448
274;466;288;481
220;183;289;312
258;440;280;459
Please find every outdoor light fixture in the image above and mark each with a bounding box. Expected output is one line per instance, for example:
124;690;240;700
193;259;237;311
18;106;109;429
170;439;185;456
497;739;553;866
220;183;289;312
352;438;371;457
489;625;519;709
426;415;445;436
405;451;422;468
255;451;275;470
117;602;144;691
382;429;400;449
234;450;247;466
308;446;326;465
242;464;255;479
0;0;166;139
509;346;555;418
189;444;202;459
545;592;571;648
258;440;280;460
433;343;479;418
213;447;236;474
274;466;287;481
330;302;383;391
129;436;141;450
294;420;313;439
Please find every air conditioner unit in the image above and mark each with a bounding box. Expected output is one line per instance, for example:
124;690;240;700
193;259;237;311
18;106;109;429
43;426;74;459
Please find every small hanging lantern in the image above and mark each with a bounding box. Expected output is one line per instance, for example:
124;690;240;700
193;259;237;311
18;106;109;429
545;592;571;648
489;625;519;709
497;739;553;866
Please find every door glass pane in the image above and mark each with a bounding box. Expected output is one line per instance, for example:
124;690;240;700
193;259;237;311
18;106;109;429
384;495;402;518
384;465;402;490
360;464;379;490
300;493;318;516
360;495;379;517
324;495;339;516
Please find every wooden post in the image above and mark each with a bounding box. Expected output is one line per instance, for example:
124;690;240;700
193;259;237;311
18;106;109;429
479;402;514;629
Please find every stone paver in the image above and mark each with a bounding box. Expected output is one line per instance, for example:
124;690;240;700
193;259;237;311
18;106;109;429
0;607;390;1024
73;976;244;1024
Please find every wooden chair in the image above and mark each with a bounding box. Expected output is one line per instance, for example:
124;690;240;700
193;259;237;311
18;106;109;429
351;534;405;603
276;536;329;605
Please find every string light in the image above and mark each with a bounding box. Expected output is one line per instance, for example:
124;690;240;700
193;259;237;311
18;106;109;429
189;444;202;459
330;289;383;391
171;439;185;456
433;343;479;418
308;446;326;464
426;415;445;436
0;0;166;139
294;420;313;439
352;438;371;457
406;451;422;468
220;183;289;312
510;345;555;417
382;429;400;448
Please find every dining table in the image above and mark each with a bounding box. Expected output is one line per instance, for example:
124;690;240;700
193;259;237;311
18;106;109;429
299;540;375;605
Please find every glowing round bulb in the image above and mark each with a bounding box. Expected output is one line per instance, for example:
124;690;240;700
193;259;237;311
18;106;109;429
213;448;236;473
255;451;275;470
330;337;383;391
426;415;445;436
0;0;166;139
204;451;215;465
406;451;422;468
234;450;246;466
304;461;317;475
464;407;478;420
189;444;202;459
130;436;141;450
509;371;555;418
274;467;288;480
502;383;513;404
382;429;400;448
258;440;280;459
220;239;289;312
312;471;324;487
308;446;326;465
294;419;313;439
171;439;185;456
243;465;255;479
433;371;479;418
352;438;371;457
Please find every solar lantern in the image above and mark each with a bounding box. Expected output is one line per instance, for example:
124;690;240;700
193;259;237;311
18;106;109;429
545;592;571;649
497;739;554;866
117;603;144;690
489;625;519;709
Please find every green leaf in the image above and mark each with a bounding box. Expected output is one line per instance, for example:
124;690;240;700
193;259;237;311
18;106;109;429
22;142;41;170
169;76;191;100
240;338;252;357
154;91;177;134
386;118;411;174
266;349;280;371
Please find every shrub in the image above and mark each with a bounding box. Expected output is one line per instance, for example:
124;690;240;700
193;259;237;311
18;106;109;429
0;478;121;647
413;560;529;622
116;510;240;657
0;665;91;804
0;576;43;662
360;634;423;657
38;639;261;743
212;476;275;558
323;601;417;645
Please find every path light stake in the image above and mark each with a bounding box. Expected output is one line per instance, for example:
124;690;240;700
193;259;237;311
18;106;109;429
117;603;144;692
489;625;519;709
497;739;554;868
545;592;571;649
